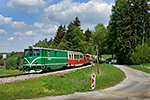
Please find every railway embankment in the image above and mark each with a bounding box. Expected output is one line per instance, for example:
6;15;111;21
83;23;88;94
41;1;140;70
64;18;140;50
0;64;93;84
0;63;125;100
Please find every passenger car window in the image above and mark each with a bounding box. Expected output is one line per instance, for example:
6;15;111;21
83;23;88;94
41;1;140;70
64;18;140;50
48;51;50;57
34;50;40;56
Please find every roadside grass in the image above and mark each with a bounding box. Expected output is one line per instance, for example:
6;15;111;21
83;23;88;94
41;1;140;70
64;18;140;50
127;63;150;74
102;54;116;61
0;66;4;70
0;68;25;76
0;63;125;100
102;54;150;74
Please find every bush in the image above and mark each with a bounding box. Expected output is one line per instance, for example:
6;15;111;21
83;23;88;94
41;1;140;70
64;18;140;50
130;43;150;64
6;56;18;70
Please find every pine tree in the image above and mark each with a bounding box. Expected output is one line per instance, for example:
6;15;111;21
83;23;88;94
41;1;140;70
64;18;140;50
73;16;81;28
53;24;66;47
84;28;92;42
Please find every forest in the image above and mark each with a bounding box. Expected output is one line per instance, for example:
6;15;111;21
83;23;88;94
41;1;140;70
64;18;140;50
0;0;150;70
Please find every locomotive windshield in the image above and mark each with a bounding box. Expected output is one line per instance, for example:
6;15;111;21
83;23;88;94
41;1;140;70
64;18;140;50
24;50;28;56
34;50;40;56
29;49;32;56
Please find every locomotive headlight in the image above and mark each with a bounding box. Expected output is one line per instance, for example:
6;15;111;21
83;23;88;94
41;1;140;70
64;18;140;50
35;61;38;64
24;62;26;64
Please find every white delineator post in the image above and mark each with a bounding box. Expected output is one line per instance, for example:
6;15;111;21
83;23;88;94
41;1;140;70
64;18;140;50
91;73;96;89
3;54;7;76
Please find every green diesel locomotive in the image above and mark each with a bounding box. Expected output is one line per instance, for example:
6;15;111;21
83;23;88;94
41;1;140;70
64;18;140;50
23;47;68;73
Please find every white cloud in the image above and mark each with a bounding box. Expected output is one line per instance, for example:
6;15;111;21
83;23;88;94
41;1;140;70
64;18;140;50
13;32;23;36
0;14;12;25
33;22;45;29
7;37;14;41
0;15;5;25
43;0;113;26
0;29;8;35
7;0;47;13
0;14;27;30
4;17;12;24
25;31;37;36
31;22;57;35
10;21;27;30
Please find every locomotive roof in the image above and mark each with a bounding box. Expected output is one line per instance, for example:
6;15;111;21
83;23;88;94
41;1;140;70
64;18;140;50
24;47;83;54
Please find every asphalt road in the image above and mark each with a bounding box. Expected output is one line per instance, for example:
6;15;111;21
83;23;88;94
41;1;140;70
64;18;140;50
22;64;150;100
101;65;150;99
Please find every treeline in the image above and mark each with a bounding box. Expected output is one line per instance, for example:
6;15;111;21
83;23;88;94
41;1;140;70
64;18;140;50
33;17;107;55
106;0;150;64
0;52;24;70
34;0;150;65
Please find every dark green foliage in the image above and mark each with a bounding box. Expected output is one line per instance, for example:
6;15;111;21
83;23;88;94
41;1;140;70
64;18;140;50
130;43;150;64
53;25;66;47
2;52;24;70
106;0;150;64
93;23;107;59
84;28;92;42
6;56;18;70
73;16;81;28
0;59;4;66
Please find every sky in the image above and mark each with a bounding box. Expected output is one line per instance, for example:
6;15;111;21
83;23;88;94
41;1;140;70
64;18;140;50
0;0;114;53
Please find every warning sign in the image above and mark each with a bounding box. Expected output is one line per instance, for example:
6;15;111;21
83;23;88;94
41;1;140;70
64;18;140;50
91;73;96;89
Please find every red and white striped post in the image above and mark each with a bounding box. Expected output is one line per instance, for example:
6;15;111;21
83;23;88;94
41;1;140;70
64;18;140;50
91;73;96;90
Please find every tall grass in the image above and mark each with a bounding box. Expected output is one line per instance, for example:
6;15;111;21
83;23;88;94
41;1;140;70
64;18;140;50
127;63;150;74
0;69;25;76
0;63;125;100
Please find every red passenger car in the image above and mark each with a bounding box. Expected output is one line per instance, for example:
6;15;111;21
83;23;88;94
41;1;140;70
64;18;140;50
67;51;92;66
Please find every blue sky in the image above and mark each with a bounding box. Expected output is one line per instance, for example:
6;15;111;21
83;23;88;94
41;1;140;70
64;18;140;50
0;0;114;52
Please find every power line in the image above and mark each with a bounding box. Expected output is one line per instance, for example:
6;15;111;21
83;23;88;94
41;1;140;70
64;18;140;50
1;0;44;23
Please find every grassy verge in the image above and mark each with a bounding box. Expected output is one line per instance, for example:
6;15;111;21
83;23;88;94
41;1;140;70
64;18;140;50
127;63;150;74
102;54;116;61
0;68;25;76
0;63;126;100
102;54;150;74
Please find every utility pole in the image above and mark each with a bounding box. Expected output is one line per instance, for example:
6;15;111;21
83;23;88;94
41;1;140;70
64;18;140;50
96;45;99;75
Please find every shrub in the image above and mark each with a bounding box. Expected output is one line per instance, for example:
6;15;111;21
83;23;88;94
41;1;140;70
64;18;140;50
6;56;18;70
130;43;150;64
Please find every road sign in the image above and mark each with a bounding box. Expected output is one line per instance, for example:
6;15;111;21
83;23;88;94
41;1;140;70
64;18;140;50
3;54;7;59
91;73;96;89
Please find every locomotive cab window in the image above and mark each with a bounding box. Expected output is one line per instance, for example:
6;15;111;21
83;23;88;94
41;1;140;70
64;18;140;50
24;50;28;56
34;50;40;56
29;49;32;56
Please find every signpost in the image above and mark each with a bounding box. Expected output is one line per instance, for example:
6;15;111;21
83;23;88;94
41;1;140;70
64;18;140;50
91;73;96;90
3;54;7;76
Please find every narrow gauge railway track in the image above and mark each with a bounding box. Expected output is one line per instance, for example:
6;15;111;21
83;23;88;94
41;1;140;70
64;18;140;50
0;64;93;84
0;73;29;78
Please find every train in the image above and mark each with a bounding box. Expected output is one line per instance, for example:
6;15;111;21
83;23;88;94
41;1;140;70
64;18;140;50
23;46;92;73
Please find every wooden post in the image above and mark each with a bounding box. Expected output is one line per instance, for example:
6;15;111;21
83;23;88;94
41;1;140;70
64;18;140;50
96;45;99;75
90;49;97;75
